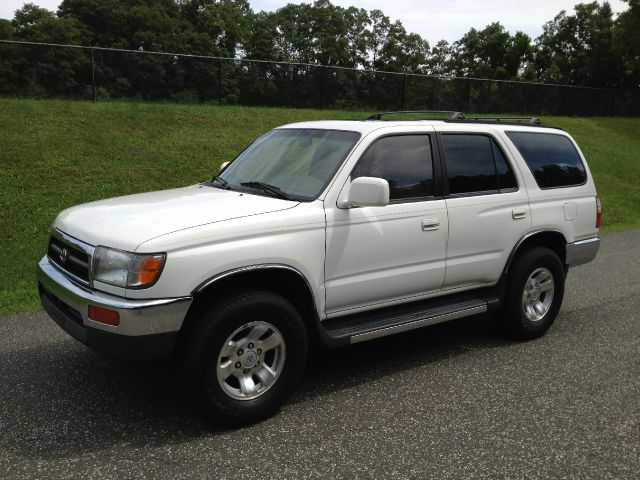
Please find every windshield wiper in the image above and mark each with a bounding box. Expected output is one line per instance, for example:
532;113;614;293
209;175;231;190
240;181;291;200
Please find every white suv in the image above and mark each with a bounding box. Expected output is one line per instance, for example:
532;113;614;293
37;111;601;426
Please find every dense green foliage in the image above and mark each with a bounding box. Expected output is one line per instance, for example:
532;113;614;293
0;98;639;314
0;0;639;111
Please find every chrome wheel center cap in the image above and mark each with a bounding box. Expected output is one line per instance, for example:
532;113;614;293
242;351;258;368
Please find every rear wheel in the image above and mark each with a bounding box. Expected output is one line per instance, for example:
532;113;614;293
501;247;565;340
181;290;307;427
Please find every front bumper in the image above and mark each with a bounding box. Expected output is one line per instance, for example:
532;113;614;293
565;237;600;267
37;255;192;361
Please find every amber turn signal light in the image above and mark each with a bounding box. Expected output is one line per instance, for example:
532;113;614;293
128;254;165;288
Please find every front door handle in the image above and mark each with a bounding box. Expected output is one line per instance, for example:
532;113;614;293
512;208;527;220
422;217;440;231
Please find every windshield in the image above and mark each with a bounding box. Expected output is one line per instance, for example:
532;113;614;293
217;128;361;201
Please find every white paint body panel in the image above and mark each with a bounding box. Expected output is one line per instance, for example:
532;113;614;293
325;199;448;315
55;185;297;252
444;191;531;288
497;127;598;244
130;201;327;312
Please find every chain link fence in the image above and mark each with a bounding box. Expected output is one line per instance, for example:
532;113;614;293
1;39;638;116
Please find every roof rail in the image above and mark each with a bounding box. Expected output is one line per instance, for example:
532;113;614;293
454;116;542;125
366;110;466;121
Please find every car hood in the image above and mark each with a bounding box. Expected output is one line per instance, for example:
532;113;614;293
54;185;298;252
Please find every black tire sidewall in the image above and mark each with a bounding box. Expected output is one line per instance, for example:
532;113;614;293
186;291;307;426
504;247;565;340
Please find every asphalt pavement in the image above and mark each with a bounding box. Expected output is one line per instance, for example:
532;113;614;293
1;229;639;479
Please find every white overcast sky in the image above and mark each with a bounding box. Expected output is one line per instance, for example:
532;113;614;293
0;0;630;44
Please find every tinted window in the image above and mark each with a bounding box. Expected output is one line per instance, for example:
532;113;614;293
493;141;517;190
507;132;587;188
443;135;496;194
353;135;433;200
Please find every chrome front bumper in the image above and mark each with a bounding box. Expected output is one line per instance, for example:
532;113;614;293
37;255;192;360
566;237;600;267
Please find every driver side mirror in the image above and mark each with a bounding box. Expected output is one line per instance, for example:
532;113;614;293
220;161;230;172
338;177;390;209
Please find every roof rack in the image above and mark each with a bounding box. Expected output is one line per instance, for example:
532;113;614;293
454;116;542;125
366;110;466;121
364;111;547;127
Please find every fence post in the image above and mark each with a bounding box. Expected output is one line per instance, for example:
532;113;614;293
611;89;616;117
320;66;325;110
401;73;407;110
90;45;97;103
465;79;471;113
218;58;223;106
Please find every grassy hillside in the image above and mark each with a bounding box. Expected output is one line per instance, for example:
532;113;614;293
1;99;638;314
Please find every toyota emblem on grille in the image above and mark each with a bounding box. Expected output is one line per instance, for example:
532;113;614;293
59;248;68;263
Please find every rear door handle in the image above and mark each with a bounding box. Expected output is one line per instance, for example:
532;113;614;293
422;217;440;231
512;208;527;220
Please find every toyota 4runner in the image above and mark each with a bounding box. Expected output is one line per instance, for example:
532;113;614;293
37;111;601;426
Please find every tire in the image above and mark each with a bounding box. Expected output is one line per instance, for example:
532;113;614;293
181;290;307;427
500;246;565;340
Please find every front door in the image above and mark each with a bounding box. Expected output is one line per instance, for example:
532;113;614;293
324;133;448;317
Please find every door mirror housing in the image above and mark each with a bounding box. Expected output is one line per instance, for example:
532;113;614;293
339;176;390;208
220;161;230;172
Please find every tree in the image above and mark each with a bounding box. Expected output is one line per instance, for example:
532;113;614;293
449;22;532;80
343;6;371;69
178;0;251;57
428;40;453;76
1;0;638;111
58;0;183;51
535;2;620;87
0;19;14;40
614;0;640;87
1;4;89;97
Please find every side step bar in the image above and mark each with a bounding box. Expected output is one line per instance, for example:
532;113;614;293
321;293;497;346
351;302;486;343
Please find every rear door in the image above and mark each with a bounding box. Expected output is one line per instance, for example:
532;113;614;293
437;126;531;289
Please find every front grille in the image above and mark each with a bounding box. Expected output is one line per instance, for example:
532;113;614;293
48;235;90;283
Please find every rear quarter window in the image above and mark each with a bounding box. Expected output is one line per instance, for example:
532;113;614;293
506;132;587;188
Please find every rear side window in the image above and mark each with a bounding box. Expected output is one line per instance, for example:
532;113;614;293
442;134;517;195
506;132;587;188
352;135;434;200
494;143;517;190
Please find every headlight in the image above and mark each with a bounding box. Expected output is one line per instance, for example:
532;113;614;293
92;247;166;289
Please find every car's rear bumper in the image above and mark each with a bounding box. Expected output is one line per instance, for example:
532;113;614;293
566;237;600;267
37;255;192;361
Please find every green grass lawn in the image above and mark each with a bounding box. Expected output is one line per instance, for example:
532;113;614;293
1;99;639;315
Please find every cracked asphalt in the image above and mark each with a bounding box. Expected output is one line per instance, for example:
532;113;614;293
1;229;639;479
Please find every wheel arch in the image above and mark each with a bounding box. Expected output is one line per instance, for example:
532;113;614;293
180;264;325;347
504;229;568;275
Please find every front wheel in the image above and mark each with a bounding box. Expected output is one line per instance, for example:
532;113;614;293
181;290;308;427
500;246;565;340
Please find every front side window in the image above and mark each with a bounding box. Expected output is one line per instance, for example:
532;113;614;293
442;134;517;195
506;132;587;188
218;129;361;201
352;135;434;200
